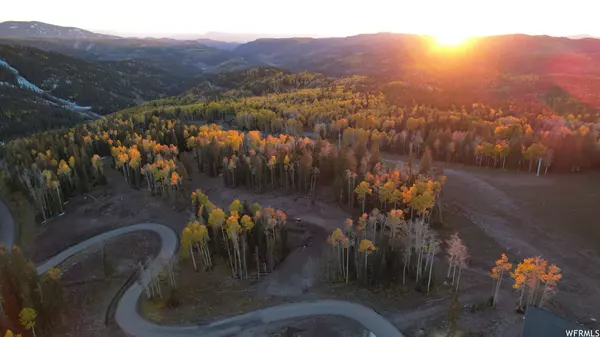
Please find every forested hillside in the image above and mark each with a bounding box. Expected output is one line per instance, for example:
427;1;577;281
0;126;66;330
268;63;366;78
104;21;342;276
2;27;600;143
0;21;118;39
236;33;600;77
0;37;253;75
183;67;333;99
0;43;194;139
0;85;84;139
0;44;190;112
121;71;600;173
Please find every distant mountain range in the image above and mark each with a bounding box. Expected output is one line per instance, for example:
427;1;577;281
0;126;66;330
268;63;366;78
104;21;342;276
165;31;321;43
0;21;119;39
567;34;598;40
0;21;315;45
2;20;600;139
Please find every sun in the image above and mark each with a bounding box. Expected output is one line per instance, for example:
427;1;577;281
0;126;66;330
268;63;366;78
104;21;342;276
433;33;469;47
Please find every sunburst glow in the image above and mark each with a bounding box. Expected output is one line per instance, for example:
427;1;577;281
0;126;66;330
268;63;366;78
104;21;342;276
433;34;470;47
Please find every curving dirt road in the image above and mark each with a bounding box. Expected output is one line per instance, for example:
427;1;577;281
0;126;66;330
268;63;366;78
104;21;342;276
2;199;404;337
0;198;15;248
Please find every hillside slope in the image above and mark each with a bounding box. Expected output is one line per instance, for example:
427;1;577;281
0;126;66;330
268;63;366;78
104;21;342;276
0;21;118;39
0;57;90;140
0;37;253;76
0;44;190;113
234;33;600;78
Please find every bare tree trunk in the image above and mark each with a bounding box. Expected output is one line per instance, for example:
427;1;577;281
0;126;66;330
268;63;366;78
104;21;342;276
518;284;525;308
189;245;197;271
345;247;350;284
403;253;408;285
427;256;434;292
455;266;462;291
492;270;503;307
255;247;260;280
451;263;457;285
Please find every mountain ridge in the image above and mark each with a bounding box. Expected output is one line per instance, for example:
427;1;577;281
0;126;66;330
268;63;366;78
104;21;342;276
0;21;120;39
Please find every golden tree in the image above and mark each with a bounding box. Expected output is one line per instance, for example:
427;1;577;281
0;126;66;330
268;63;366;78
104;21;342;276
226;213;243;279
208;207;233;273
490;253;513;307
511;256;561;308
354;181;372;214
358;239;376;280
19;308;37;337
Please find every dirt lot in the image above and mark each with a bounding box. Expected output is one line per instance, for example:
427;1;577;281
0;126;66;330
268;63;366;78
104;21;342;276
140;259;283;324
236;315;367;337
382;153;600;335
27;152;600;337
25;166;190;263
57;232;159;337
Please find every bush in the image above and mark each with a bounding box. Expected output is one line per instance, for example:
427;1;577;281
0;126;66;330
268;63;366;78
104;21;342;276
467;296;493;313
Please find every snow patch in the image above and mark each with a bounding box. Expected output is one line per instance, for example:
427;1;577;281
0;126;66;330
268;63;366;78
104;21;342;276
0;58;99;118
0;59;43;94
0;81;16;88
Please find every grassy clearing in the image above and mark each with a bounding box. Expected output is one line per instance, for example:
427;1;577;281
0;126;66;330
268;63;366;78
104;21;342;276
139;258;281;324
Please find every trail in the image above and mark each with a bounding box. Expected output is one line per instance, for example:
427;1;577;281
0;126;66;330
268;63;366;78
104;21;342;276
1;199;404;337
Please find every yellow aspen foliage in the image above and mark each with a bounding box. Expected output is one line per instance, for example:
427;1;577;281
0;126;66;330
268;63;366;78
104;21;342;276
543;264;562;289
19;307;36;331
46;268;61;281
226;215;241;237
3;329;21;337
401;185;413;205
354;181;372;201
275;210;287;224
491;253;512;280
57;160;71;176
359;239;377;254
208;208;226;229
357;213;368;232
512;258;536;290
379;181;395;204
410;192;435;214
181;227;194;250
169;172;180;185
240;215;255;231
328;228;345;245
117;153;129;168
229;199;243;214
128;148;141;168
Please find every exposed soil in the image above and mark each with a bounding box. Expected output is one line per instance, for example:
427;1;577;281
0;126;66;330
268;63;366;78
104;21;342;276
25;165;190;263
381;153;600;335
140;260;283;324
236;315;367;337
27;152;600;337
57;232;159;337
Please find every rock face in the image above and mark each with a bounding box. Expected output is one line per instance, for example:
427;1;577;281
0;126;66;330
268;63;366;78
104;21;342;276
0;21;119;39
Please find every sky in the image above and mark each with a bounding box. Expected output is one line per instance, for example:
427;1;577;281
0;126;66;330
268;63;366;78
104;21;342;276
3;0;600;39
